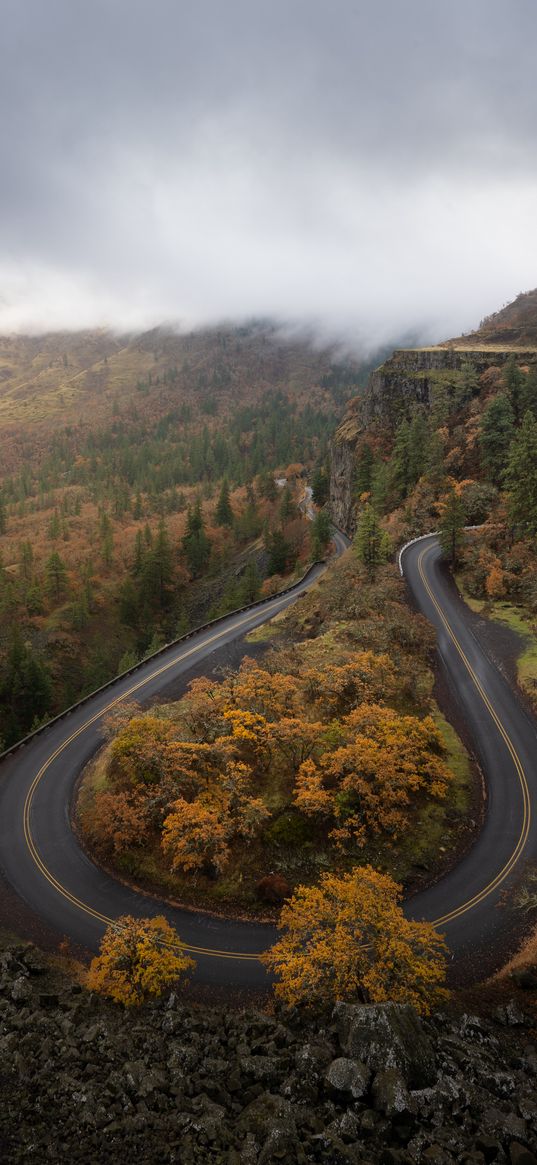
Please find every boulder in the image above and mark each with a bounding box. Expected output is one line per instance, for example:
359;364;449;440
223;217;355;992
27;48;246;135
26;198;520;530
372;1068;412;1117
334;1002;437;1088
325;1057;371;1099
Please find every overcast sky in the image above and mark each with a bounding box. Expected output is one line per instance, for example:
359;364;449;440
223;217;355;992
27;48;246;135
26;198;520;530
1;0;537;347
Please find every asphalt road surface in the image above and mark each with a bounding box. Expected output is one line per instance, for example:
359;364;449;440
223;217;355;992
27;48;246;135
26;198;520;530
0;529;535;987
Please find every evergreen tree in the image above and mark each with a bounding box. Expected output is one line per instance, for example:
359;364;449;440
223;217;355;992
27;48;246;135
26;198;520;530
45;551;68;600
504;356;525;423
140;518;175;610
99;510;114;567
520;366;537;418
459;360;479;401
407;412;429;487
182;500;210;576
47;509;61;540
215;478;234;527
439;490;465;566
370;461;389;512
354;444;374;497
311;465;329;506
19;541;33;582
310;510;331;559
266;529;292;575
426;431;447;490
258;470;277;502
0;629;51;745
279;485;297;522
354;505;390;577
479;394;515;485
391;419;411;500
239;559;262;604
505;411;537;534
0;492;6;535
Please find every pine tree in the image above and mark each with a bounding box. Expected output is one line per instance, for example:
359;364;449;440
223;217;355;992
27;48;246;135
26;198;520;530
505;411;537;534
354;444;374;497
19;541;34;582
279;485;297;522
479;394;515;485
310;510;331;559
239;559;262;604
45;551;68;600
215;478;234;527
391;419;411;500
266;529;291;575
47;510;61;540
141;518;175;610
311;466;329;506
504;356;525;423
354;505;390;578
439;490;465;566
182;500;210;576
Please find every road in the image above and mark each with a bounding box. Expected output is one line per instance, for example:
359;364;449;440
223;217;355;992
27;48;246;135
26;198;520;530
0;532;348;990
402;534;537;980
0;528;535;986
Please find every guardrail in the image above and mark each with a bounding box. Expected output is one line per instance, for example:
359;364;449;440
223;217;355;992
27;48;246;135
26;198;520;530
398;524;483;576
0;553;333;765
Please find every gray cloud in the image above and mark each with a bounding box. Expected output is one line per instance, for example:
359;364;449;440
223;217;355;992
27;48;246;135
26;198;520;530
1;0;537;345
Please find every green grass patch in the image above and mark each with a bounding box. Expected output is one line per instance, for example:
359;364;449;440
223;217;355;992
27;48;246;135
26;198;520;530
456;577;537;705
367;704;473;886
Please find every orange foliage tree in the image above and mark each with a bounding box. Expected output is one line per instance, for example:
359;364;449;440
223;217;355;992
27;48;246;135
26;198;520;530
262;866;448;1014
82;787;151;855
87;915;195;1006
294;703;450;847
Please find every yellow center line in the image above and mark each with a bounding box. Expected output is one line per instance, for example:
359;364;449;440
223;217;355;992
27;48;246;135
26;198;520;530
23;543;532;961
23;595;296;962
416;544;531;927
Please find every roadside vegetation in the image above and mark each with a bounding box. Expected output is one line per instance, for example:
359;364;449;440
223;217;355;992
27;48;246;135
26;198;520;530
78;549;473;917
0;323;365;749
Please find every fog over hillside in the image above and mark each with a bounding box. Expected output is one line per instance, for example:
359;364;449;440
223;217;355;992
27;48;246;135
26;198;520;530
2;0;537;347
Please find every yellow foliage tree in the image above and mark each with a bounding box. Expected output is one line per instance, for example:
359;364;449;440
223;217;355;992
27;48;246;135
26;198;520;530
262;866;448;1015
162;796;231;873
294;703;450;847
87;915;195;1006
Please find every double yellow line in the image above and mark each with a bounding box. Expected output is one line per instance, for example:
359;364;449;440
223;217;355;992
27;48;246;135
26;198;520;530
417;544;531;927
22;544;532;962
22;600;294;962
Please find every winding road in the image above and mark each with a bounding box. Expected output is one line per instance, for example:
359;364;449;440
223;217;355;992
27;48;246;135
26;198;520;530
0;529;536;987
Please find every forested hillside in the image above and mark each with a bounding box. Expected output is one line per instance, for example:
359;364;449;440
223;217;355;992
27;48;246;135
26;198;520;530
331;290;537;709
0;322;379;748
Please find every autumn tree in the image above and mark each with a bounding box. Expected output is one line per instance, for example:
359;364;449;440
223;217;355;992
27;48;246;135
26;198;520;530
294;703;450;846
162;796;231;873
87;915;195;1006
438;488;465;565
262;866;448;1013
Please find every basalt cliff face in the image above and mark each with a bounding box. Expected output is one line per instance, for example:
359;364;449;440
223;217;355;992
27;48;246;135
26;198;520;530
330;336;537;536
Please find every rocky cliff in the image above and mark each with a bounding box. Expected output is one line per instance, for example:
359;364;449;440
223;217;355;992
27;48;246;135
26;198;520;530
330;343;537;535
1;940;537;1164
